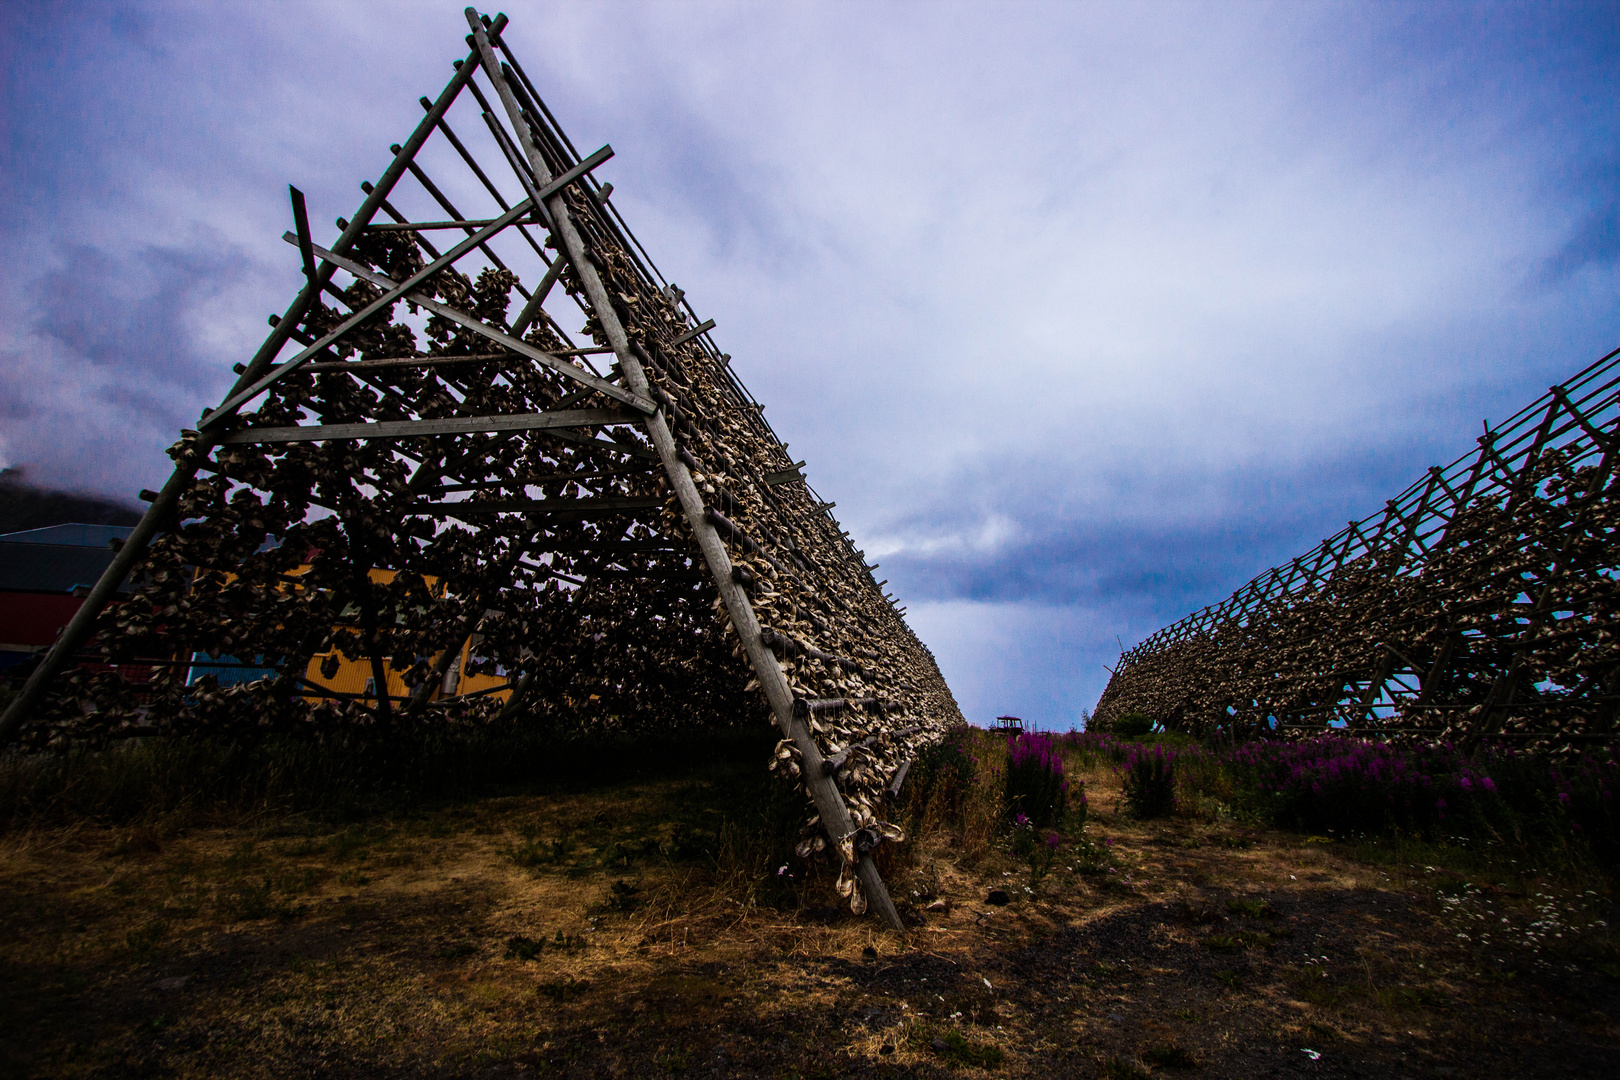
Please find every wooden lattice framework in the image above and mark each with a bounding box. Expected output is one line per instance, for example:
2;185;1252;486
0;9;963;927
1095;344;1620;753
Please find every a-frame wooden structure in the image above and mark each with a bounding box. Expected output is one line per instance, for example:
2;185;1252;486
1096;344;1620;752
0;9;962;928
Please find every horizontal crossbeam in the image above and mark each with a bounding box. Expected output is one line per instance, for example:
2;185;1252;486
217;408;635;444
532;538;684;553
365;218;500;232
304;352;517;372
548;430;659;459
407;495;664;517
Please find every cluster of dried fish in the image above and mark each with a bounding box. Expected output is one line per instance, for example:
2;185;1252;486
1095;355;1620;756
3;11;961;923
580;198;960;910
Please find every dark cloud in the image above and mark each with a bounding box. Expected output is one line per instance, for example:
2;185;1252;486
0;240;246;489
33;245;237;380
873;434;1477;724
876;435;1434;605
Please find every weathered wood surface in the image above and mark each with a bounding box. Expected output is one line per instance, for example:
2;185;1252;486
219;408;636;444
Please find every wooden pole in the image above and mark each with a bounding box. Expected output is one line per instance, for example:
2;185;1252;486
0;40;491;748
465;9;904;930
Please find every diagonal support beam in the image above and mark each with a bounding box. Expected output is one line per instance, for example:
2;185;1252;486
0;37;497;747
464;8;903;931
203;194;539;428
281;234;653;414
1550;384;1615;452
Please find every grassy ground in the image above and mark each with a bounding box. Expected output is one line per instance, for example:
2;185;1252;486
0;730;1616;1078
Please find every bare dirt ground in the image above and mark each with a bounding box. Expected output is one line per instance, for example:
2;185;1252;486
1;758;1616;1078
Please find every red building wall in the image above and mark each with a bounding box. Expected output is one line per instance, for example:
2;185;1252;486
0;592;83;649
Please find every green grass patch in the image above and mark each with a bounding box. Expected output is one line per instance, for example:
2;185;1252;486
1143;1043;1198;1068
927;1029;1004;1068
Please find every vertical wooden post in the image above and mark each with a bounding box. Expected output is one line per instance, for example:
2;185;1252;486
1413;633;1459;710
1355;653;1398;728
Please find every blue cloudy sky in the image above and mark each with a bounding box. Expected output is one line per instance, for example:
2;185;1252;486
1;1;1616;727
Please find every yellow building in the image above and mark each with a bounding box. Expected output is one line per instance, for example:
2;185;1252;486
188;567;515;707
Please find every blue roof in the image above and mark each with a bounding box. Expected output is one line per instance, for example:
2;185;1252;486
0;524;134;547
0;543;121;593
0;524;136;593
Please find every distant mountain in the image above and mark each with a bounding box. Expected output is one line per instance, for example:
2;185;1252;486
0;468;142;534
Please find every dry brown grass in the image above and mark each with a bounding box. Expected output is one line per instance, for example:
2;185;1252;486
1;733;1616;1078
